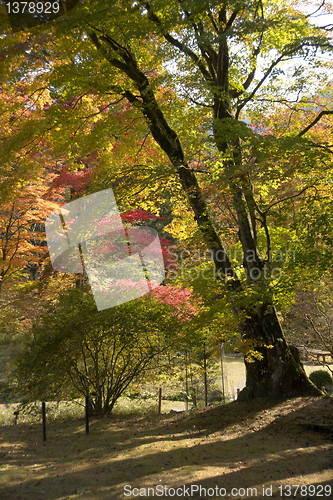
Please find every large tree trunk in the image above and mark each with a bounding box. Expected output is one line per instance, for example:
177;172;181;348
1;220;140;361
238;304;320;399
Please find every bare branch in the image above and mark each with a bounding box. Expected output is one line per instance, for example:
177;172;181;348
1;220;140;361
235;40;332;118
80;98;126;119
305;0;326;18
260;186;312;215
236;52;287;118
182;91;213;108
305;314;333;357
298;109;333;137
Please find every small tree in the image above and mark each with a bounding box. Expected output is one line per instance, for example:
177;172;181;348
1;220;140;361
0;181;60;296
15;287;191;414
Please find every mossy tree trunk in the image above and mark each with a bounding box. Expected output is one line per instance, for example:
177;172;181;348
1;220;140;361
238;305;320;399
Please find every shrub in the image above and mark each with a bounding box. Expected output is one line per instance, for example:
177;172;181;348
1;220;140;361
14;288;190;415
309;370;333;389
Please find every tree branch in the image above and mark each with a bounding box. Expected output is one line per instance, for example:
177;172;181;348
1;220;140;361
207;9;218;33
305;314;333;357
224;10;240;31
239;0;264;96
298;109;333;137
262;186;312;215
305;0;326;18
144;2;213;83
235;40;330;118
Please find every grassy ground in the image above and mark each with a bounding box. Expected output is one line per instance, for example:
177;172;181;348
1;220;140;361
0;396;332;499
128;356;333;406
0;399;188;426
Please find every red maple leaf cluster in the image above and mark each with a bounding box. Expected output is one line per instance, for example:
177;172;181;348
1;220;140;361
152;285;198;320
51;166;92;193
120;209;161;222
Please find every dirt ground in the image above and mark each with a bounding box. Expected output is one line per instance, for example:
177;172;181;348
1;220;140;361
0;396;332;500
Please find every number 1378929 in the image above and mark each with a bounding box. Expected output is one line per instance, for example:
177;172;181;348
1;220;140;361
278;484;331;497
5;2;60;15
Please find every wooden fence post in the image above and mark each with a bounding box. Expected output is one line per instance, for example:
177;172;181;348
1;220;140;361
42;402;46;445
158;387;162;414
204;342;208;406
85;394;90;434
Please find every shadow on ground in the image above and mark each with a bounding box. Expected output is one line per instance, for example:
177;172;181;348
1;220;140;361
0;397;332;499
